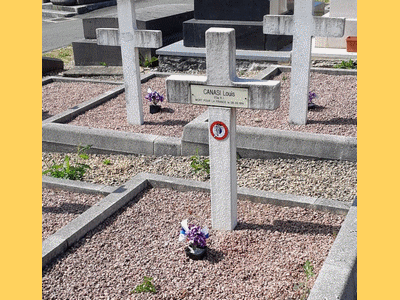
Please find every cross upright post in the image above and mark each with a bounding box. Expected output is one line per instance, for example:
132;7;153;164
166;28;280;231
96;0;162;125
263;0;345;125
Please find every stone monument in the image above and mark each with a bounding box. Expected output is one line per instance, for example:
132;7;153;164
166;28;280;230
183;0;292;51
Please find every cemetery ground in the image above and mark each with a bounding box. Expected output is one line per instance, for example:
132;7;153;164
42;47;357;299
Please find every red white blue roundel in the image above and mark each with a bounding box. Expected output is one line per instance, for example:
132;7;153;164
210;121;228;140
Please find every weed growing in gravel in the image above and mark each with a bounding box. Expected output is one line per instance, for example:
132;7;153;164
131;276;156;294
190;149;210;176
42;156;90;180
334;59;357;69
102;159;111;165
294;260;315;299
42;145;92;180
139;54;159;68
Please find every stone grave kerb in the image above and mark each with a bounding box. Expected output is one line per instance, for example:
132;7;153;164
166;28;280;231
96;0;162;125
263;0;346;125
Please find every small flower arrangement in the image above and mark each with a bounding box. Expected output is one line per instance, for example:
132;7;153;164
308;91;317;109
145;88;164;106
179;219;209;259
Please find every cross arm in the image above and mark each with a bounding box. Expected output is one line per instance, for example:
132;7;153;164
313;17;345;37
166;75;207;104
233;78;280;110
263;15;346;37
96;28;163;48
263;15;294;35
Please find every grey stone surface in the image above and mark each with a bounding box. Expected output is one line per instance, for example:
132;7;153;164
42;176;116;195
308;197;357;299
42;175;148;267
42;123;157;156
42;57;64;74
154;136;181;156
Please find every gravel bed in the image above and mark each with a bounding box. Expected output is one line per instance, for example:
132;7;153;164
42;188;103;241
42;82;116;120
64;73;356;137
42;152;357;202
42;187;344;300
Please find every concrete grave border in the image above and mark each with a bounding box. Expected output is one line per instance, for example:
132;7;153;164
42;173;357;299
42;66;356;161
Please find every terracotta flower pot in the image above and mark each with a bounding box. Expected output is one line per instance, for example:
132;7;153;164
346;36;357;52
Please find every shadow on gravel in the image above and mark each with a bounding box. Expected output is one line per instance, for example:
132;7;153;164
42;110;53;120
205;247;225;264
42;203;93;215
235;220;341;236
307;117;357;126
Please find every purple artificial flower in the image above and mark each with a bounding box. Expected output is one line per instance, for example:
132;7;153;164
186;224;207;248
145;88;164;105
308;91;317;104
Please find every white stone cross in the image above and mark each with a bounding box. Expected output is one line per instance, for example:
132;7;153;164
166;28;280;231
96;0;162;125
263;0;345;125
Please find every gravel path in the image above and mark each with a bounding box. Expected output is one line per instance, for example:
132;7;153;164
56;73;357;138
42;152;357;202
42;82;116;120
42;188;103;241
42;187;344;300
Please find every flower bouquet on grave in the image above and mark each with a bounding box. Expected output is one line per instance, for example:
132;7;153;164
178;219;209;260
308;91;317;109
145;88;164;114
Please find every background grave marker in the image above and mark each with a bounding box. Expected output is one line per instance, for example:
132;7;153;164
263;0;345;125
166;28;280;230
96;0;162;125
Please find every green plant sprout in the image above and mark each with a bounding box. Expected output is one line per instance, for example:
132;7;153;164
42;145;92;180
77;145;92;160
190;148;210;176
139;54;159;68
334;59;356;69
42;156;90;180
102;159;111;165
131;276;156;294
294;260;315;300
99;62;108;67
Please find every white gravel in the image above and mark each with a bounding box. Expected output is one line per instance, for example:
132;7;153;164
42;188;104;241
42;152;357;202
42;187;344;300
41;73;357;138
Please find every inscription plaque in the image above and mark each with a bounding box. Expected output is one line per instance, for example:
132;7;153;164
190;85;249;108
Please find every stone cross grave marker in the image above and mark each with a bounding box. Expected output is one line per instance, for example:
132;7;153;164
96;0;162;125
166;28;280;231
263;0;345;125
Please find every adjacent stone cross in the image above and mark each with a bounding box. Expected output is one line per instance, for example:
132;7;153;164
96;0;162;125
263;0;345;125
166;28;280;231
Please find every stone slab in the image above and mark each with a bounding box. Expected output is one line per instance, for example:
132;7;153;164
193;0;270;22
156;40;292;63
183;19;292;51
42;57;64;74
42;176;116;195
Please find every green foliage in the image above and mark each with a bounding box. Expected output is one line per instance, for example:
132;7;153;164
282;75;287;81
43;45;74;65
42;156;90;180
42;145;92;180
77;145;92;160
334;59;357;69
131;276;156;294
294;260;315;300
140;55;159;68
103;159;111;165
99;62;108;67
190;149;210;176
